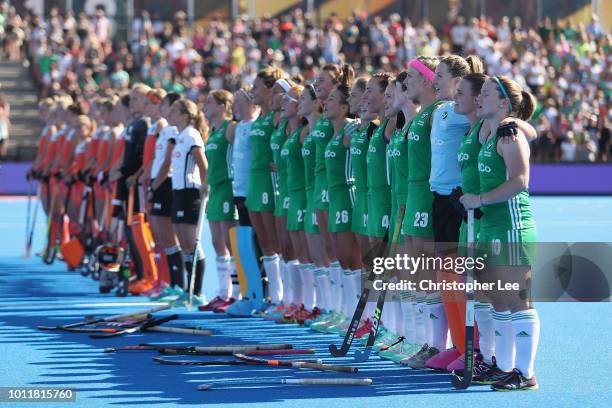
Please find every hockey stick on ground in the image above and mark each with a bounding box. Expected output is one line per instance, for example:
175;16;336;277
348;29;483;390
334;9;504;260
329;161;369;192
152;356;323;366
451;208;475;389
37;304;170;330
197;378;373;390
329;228;391;357
25;188;40;258
353;206;405;363
234;354;357;373
103;343;296;353
158;348;314;356
89;314;178;338
24;178;33;257
145;326;213;336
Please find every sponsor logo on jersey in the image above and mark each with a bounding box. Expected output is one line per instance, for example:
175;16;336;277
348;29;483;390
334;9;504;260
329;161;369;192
311;130;326;139
251;129;266;137
433;138;444;146
270;143;280;150
388;149;401;157
350;147;362;155
301;148;310;156
368;145;377;153
206;143;218;150
325;150;336;158
478;162;492;173
407;132;420;141
458;152;469;162
280;148;289;156
442;111;448;120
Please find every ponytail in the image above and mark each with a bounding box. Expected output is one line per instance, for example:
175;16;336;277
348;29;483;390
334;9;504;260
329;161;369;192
339;64;355;88
441;54;484;77
517;90;537;121
195;111;209;143
465;55;485;74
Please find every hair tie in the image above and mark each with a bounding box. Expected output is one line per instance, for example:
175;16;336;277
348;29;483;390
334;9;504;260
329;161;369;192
410;59;435;82
275;79;291;92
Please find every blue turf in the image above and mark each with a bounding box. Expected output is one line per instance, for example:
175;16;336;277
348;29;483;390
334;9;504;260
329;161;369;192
0;197;611;407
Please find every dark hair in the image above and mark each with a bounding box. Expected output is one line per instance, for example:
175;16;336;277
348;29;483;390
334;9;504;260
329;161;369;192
321;63;342;83
173;98;209;142
463;73;487;96
493;76;537;120
441;55;485;77
396;71;408;83
335;64;355;111
120;94;130;108
163;92;181;106
353;76;369;93
67;103;83;116
371;72;393;92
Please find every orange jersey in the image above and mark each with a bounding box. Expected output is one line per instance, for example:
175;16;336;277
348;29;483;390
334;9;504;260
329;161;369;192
33;126;51;171
57;128;77;174
110;128;126;168
40;126;65;172
69;139;89;176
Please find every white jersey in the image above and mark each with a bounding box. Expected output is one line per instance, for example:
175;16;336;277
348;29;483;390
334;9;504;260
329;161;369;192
151;125;178;179
171;126;204;190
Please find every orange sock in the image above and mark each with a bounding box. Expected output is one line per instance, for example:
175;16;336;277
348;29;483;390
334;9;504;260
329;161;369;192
438;270;467;354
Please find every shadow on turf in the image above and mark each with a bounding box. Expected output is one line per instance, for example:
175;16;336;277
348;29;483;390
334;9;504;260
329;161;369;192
0;259;490;405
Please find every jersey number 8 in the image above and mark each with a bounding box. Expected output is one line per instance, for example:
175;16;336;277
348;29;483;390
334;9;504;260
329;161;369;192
262;192;269;205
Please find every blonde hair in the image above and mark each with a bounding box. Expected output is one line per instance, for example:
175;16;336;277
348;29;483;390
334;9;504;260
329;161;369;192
172;98;209;142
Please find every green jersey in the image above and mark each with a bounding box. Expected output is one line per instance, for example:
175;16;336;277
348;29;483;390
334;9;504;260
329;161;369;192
249;111;275;171
388;122;411;203
205;120;232;186
282;126;305;191
406;100;444;182
366;118;390;190
302;129;317;191
311;116;335;175
458;120;483;195
478;133;535;230
324;122;351;190
350;122;372;191
270;118;288;178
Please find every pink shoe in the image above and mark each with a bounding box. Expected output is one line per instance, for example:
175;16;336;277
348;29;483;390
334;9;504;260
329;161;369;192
446;350;483;372
426;347;461;370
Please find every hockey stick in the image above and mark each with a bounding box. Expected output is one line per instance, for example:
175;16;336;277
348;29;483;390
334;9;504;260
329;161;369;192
25;186;41;258
197;378;373;390
24;178;33;257
37;304;170;330
187;189;209;309
451;208;475;389
158;348;314;356
60;317;151;333
42;182;58;264
353;206;405;363
89;314;178;338
329;229;391;357
234;354;358;373
152;356;323;366
103;343;304;354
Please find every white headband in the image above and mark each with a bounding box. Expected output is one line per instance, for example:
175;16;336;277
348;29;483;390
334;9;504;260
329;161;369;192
275;79;291;92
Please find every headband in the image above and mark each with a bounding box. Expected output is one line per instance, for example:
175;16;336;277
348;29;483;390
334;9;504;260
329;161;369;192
493;76;511;101
275;79;291;92
410;59;435;82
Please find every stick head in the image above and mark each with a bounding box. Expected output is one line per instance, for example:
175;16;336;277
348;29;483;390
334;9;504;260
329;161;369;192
197;384;214;391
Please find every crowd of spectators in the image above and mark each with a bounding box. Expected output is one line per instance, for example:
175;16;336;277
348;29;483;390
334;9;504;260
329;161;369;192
1;2;610;161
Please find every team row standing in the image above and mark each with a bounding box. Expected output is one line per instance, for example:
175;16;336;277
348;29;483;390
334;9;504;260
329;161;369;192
30;55;540;391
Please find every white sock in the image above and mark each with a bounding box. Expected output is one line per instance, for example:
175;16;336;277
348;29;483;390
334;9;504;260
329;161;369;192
215;256;231;298
426;292;448;350
415;292;428;345
329;261;343;313
345;269;362;317
278;258;290;304
289;260;303;305
300;264;315;310
263;255;282;304
512;309;540;378
399;291;414;342
313;267;331;310
492;310;515;372
475;302;495;364
229;257;241;300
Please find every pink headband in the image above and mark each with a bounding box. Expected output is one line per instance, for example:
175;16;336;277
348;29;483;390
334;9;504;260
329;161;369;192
410;59;435;82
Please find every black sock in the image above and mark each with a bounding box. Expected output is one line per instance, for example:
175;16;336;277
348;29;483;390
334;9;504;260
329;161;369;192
184;253;193;293
165;246;184;288
185;253;205;296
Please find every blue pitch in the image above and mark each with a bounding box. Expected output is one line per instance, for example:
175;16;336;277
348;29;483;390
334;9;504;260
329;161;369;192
0;197;610;408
